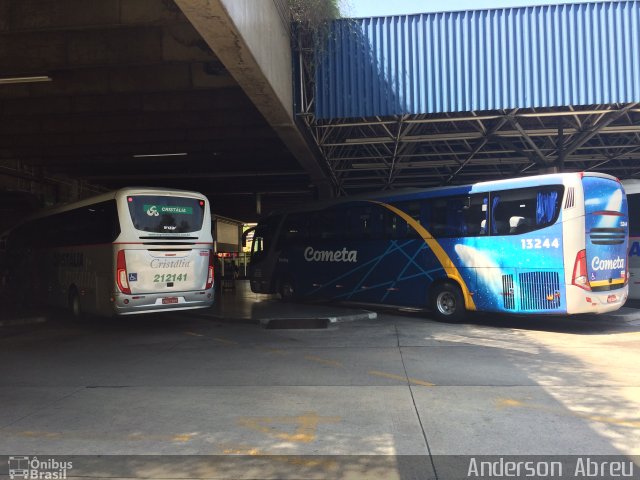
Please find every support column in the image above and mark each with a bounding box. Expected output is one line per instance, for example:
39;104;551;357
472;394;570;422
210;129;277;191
174;0;334;194
557;118;565;172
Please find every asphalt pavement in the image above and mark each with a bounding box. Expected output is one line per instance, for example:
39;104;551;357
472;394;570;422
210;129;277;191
1;281;639;479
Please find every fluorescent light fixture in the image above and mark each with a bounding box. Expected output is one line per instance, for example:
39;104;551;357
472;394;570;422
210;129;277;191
0;75;52;85
133;153;188;158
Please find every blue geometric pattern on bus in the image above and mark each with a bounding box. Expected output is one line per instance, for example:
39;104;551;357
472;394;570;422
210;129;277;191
307;240;442;304
300;223;569;311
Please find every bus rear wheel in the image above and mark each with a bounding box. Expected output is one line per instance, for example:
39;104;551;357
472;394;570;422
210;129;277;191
431;282;465;322
68;287;82;318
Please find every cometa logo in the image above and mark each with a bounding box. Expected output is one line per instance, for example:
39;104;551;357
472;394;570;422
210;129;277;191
304;247;358;263
591;256;625;271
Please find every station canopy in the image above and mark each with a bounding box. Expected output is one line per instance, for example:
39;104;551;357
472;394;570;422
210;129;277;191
296;0;640;195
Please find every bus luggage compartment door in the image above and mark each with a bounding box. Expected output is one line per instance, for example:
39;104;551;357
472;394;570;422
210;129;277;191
123;249;209;294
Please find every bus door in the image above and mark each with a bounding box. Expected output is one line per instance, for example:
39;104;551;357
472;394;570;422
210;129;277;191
582;176;628;297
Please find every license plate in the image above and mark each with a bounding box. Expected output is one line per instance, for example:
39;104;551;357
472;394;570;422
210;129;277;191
607;295;617;303
162;297;179;304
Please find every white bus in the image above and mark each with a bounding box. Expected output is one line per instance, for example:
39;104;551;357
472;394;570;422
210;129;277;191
2;188;215;316
622;179;640;300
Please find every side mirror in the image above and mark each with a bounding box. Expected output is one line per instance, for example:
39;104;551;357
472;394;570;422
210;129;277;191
242;227;255;248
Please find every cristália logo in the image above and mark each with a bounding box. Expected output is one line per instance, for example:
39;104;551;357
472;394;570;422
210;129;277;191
143;205;193;216
146;205;160;217
8;456;73;479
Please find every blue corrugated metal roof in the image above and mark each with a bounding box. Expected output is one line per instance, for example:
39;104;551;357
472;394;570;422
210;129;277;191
315;1;640;119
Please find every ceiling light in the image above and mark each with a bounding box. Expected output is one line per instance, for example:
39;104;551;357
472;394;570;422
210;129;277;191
133;153;188;158
0;75;52;85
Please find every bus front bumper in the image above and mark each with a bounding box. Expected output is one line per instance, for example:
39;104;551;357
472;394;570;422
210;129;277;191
113;289;214;315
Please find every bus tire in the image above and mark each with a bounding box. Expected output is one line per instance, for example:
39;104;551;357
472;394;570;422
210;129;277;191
68;287;82;318
430;282;465;322
279;276;297;302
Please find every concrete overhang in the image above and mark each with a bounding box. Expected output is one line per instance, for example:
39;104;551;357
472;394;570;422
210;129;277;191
174;0;334;197
0;0;329;221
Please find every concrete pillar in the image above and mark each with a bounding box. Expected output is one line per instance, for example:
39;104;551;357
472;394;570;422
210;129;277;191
174;0;334;193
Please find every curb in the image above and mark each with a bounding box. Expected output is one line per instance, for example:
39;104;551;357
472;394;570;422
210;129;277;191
189;309;378;326
0;316;47;327
260;311;377;329
260;317;332;329
329;311;378;323
187;312;260;325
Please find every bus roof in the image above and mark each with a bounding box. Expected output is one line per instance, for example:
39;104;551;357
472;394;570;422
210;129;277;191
261;172;618;218
9;187;208;225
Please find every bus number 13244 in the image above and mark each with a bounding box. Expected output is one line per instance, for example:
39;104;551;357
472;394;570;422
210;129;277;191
521;238;560;249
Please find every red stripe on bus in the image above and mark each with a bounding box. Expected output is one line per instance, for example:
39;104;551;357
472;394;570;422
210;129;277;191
591;210;624;216
112;242;213;245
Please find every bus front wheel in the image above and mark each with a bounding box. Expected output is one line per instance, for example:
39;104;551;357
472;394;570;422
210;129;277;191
431;282;465;322
279;276;297;302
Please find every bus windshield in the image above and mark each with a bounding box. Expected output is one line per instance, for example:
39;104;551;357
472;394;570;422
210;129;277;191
251;215;281;260
127;195;205;233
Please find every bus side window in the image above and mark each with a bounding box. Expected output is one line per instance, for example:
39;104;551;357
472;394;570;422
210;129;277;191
464;195;488;236
278;213;308;248
490;187;562;235
310;208;344;241
383;210;404;239
347;206;377;240
431;197;467;237
391;201;421;238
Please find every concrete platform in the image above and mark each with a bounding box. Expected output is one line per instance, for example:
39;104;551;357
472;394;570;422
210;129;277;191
193;280;378;327
1;283;640;479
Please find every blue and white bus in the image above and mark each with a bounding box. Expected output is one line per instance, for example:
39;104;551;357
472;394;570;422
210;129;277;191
621;179;640;300
248;172;628;321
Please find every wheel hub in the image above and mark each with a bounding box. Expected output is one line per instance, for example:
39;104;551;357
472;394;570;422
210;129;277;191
436;291;456;315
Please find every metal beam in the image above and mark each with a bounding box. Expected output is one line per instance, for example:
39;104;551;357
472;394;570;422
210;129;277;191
445;112;515;183
83;170;308;180
507;117;549;166
561;103;639;159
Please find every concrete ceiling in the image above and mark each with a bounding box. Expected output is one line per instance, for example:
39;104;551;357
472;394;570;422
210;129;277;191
0;0;316;222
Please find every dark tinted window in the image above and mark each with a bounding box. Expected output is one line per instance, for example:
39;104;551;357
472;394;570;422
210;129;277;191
6;200;120;249
252;215;282;257
278;213;309;247
309;208;345;241
346;205;384;240
429;195;486;237
627;193;640;236
490;186;563;235
388;201;421;239
127;195;205;233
